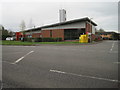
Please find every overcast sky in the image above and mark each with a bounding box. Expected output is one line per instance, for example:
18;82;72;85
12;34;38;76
0;0;119;32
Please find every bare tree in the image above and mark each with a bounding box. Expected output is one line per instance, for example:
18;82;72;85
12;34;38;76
20;20;26;31
28;18;34;28
98;28;105;32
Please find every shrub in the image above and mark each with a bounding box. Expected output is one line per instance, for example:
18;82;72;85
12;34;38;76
2;35;8;40
41;37;53;42
22;37;62;42
41;37;62;42
24;38;32;42
34;38;42;42
55;37;62;42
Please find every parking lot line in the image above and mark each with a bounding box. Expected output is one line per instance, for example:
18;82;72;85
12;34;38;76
12;51;34;64
2;61;16;65
50;69;119;83
109;41;115;52
109;41;115;53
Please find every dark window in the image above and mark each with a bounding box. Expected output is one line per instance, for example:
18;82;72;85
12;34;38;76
64;29;85;40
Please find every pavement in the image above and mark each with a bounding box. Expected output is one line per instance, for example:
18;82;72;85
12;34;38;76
2;40;119;88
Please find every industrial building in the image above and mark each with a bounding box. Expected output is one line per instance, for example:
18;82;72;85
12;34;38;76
16;9;97;41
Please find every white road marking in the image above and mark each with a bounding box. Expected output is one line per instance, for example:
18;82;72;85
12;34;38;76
50;69;119;83
13;57;24;63
109;41;115;52
2;61;17;65
12;51;34;64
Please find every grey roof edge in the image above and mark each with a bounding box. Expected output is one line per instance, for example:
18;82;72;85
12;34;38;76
23;17;97;32
41;17;97;29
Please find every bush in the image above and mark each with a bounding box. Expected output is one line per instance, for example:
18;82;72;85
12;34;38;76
2;35;8;40
24;38;32;42
41;37;53;42
22;37;62;42
41;37;62;42
34;38;42;42
55;37;62;42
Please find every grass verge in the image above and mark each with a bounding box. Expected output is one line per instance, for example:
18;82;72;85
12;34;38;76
1;40;87;45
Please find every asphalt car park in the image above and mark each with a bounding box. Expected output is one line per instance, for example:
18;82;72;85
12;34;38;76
2;40;119;88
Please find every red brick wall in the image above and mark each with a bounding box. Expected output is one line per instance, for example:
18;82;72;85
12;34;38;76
41;30;50;37
86;23;92;33
52;29;64;40
42;29;64;40
32;33;41;38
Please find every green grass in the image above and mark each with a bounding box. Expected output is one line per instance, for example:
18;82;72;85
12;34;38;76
2;41;35;45
1;40;84;45
0;41;2;45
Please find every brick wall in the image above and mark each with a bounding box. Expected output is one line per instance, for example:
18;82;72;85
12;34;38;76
86;23;92;33
32;33;41;38
41;30;50;37
42;29;64;40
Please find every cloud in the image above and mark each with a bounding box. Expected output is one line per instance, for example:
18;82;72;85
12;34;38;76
1;2;118;32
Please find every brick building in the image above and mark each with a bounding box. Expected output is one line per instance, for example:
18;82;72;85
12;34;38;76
16;17;97;41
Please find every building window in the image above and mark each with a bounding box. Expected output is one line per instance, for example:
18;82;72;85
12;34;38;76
50;30;52;37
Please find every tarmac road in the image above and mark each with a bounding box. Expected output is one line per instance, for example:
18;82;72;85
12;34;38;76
2;40;119;88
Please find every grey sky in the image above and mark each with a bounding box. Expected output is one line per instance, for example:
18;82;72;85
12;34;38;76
0;1;119;32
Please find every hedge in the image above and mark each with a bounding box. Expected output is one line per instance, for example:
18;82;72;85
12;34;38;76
23;37;62;42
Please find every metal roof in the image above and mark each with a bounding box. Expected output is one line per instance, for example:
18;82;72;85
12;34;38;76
24;17;97;32
41;17;97;28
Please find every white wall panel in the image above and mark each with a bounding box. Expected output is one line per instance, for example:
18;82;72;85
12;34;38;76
42;22;86;30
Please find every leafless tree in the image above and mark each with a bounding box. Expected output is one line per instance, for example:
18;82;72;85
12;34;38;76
20;20;26;31
28;18;34;28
